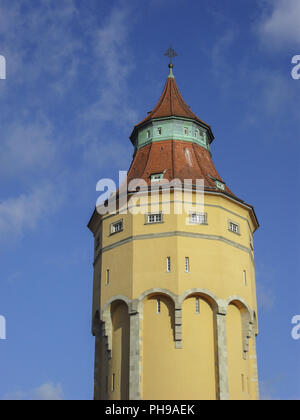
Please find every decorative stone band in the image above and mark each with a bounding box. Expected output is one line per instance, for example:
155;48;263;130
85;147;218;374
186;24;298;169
94;231;255;267
98;289;257;400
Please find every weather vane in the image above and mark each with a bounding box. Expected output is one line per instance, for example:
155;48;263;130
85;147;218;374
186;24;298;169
164;44;178;65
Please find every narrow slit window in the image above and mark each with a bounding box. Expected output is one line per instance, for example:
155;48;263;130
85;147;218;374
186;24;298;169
147;130;151;139
106;376;108;393
112;374;115;392
157;298;161;314
185;257;190;273
106;269;110;286
166;257;171;273
243;270;247;286
196;297;200;313
250;236;254;250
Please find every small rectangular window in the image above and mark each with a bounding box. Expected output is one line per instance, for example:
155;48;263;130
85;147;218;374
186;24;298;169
110;220;123;234
106;269;110;286
147;213;163;224
190;213;207;224
147;130;151;139
150;173;164;182
157;127;162;136
185;257;190;273
196;297;200;313
229;221;240;234
166;257;171;273
184;127;189;136
106;376;108;393
157;298;161;314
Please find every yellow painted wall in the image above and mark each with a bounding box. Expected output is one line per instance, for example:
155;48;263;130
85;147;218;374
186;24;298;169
93;190;259;400
142;295;216;400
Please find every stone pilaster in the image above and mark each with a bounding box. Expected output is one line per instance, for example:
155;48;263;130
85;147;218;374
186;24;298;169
175;305;183;349
129;302;142;400
216;311;229;400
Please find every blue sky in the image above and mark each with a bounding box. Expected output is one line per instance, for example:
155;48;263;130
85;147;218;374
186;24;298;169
0;0;299;400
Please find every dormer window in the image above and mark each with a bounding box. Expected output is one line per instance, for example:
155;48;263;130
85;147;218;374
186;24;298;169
215;180;225;191
150;173;164;182
157;127;162;136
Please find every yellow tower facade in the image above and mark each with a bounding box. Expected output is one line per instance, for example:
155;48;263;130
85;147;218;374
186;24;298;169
88;64;260;400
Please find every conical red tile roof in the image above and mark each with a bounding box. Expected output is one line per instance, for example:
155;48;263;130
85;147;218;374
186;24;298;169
133;65;212;134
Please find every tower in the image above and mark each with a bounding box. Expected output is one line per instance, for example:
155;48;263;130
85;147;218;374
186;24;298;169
88;61;260;400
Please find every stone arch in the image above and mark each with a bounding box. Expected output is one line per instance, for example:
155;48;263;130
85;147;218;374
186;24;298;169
138;289;180;347
110;299;130;399
101;296;132;357
225;296;253;359
225;295;253;319
142;291;180;399
101;295;132;314
138;288;178;307
179;288;220;398
179;288;220;312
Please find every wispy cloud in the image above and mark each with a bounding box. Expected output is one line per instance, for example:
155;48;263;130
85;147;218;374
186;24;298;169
80;2;138;169
258;0;300;50
0;184;63;240
256;282;275;311
84;3;137;126
2;383;64;401
0;1;138;241
0;119;56;177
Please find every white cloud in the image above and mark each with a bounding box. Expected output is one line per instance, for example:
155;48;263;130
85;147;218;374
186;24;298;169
80;2;138;169
258;0;300;49
2;383;64;401
0;184;62;239
0;120;56;177
83;3;137;126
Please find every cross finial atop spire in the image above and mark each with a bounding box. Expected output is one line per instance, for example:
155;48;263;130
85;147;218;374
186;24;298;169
165;44;178;65
164;44;177;78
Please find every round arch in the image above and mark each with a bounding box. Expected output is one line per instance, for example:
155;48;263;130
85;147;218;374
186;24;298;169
179;288;220;311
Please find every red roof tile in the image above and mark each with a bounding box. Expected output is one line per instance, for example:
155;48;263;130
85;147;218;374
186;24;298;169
134;66;211;130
